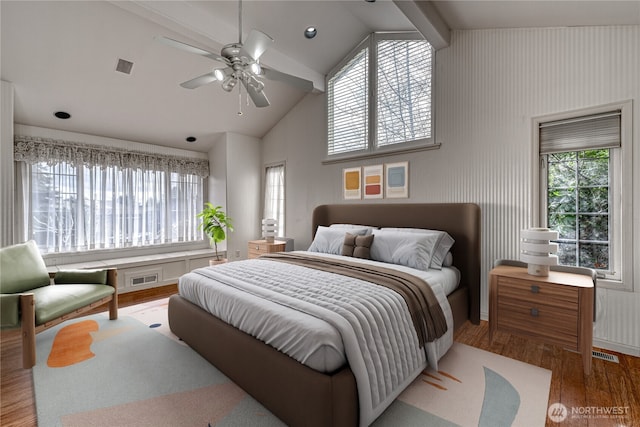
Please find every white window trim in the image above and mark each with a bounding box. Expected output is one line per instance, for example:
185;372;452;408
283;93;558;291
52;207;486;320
324;32;438;163
531;100;633;291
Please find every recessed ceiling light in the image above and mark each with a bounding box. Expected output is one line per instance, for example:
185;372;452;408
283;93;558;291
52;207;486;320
304;26;317;39
185;136;197;143
54;111;71;119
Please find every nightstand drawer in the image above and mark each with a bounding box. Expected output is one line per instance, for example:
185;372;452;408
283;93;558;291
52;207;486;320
248;240;286;259
498;299;578;349
497;276;578;309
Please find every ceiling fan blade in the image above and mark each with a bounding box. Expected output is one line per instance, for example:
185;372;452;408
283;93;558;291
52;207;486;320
240;30;273;62
155;35;229;64
261;66;314;92
242;79;270;108
180;72;219;89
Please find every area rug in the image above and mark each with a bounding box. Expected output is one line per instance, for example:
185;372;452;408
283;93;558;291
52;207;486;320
33;298;551;426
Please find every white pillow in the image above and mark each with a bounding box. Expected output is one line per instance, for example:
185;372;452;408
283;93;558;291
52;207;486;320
329;224;376;235
380;228;454;270
369;230;441;271
443;251;453;267
308;226;369;254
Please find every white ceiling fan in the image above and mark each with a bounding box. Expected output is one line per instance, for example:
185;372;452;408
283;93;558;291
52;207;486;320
156;0;313;111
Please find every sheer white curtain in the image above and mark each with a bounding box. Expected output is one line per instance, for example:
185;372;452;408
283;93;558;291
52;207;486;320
263;164;285;237
14;135;207;254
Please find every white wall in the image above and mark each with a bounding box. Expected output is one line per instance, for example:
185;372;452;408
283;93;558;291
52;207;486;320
0;80;14;247
262;25;640;356
209;132;262;260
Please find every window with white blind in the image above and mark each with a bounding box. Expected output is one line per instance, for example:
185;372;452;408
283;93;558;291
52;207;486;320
263;163;285;237
327;32;434;159
535;101;633;289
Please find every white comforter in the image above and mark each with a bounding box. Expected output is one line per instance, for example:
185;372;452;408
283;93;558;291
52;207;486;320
178;251;453;426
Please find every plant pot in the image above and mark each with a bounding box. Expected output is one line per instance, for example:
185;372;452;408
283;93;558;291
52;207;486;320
209;259;228;266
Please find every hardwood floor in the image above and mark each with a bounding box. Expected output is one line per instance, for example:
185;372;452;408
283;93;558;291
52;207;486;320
2;285;638;427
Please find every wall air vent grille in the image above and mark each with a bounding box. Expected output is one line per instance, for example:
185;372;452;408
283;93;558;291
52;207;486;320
130;274;158;287
116;58;134;75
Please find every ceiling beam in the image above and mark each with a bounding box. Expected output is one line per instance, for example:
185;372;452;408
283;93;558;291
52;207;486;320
393;0;450;50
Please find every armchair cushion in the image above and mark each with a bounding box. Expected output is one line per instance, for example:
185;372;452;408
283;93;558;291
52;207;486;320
32;284;115;325
54;269;108;285
0;240;50;294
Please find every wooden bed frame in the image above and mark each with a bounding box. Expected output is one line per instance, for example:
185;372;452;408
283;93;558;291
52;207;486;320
168;203;481;426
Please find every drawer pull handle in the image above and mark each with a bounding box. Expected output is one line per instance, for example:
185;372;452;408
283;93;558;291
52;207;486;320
530;308;539;317
530;285;540;294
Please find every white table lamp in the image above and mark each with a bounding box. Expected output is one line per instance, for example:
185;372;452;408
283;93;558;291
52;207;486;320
520;228;559;276
262;218;278;243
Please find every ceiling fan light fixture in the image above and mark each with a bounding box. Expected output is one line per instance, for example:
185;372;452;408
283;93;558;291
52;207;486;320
221;76;237;92
249;62;261;75
213;68;226;81
304;26;317;39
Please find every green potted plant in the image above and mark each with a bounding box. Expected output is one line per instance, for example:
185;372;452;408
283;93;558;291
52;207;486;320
197;203;233;263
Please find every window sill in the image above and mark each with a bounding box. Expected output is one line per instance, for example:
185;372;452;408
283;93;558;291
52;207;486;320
595;277;633;292
322;142;441;165
42;241;211;267
47;248;215;272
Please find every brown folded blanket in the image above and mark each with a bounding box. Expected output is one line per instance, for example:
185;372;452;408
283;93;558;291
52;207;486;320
259;252;448;346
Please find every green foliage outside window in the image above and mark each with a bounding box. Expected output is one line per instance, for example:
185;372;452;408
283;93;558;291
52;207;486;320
547;149;610;270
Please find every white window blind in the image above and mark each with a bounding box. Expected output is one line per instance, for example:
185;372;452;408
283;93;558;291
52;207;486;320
327;48;369;155
327;33;434;158
377;39;433;146
539;111;621;154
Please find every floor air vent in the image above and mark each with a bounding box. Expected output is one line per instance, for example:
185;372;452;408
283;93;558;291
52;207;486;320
592;350;619;363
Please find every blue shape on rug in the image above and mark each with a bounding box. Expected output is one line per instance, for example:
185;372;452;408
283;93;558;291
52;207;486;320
478;366;520;427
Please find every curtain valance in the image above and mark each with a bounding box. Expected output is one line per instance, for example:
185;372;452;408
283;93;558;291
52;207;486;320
14;135;209;177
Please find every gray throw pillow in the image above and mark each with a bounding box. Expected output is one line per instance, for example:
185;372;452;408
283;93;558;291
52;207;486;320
342;233;375;259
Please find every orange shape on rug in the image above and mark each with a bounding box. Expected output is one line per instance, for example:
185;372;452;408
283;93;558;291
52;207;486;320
47;320;99;367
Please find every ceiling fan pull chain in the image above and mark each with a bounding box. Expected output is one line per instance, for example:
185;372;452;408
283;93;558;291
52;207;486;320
237;81;243;116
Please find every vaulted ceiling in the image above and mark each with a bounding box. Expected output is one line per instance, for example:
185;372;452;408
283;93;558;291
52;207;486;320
2;1;638;152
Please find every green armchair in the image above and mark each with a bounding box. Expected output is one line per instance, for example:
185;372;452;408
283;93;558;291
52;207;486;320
0;240;118;368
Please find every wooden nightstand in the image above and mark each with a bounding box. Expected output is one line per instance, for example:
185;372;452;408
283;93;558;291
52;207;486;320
489;265;594;374
248;239;286;259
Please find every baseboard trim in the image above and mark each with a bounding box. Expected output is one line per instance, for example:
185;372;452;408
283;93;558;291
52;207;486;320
593;338;640;357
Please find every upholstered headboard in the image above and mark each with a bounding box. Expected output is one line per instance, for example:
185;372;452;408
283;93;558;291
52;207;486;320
312;203;481;325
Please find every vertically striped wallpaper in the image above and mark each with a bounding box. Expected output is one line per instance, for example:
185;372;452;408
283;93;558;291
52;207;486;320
427;25;640;353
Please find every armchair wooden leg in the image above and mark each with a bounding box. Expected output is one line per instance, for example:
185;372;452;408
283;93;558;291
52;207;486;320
107;269;118;320
20;294;36;369
109;294;118;320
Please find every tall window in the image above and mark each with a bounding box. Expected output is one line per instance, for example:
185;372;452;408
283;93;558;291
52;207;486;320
263;163;285;236
327;32;434;159
15;136;208;254
537;102;633;288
